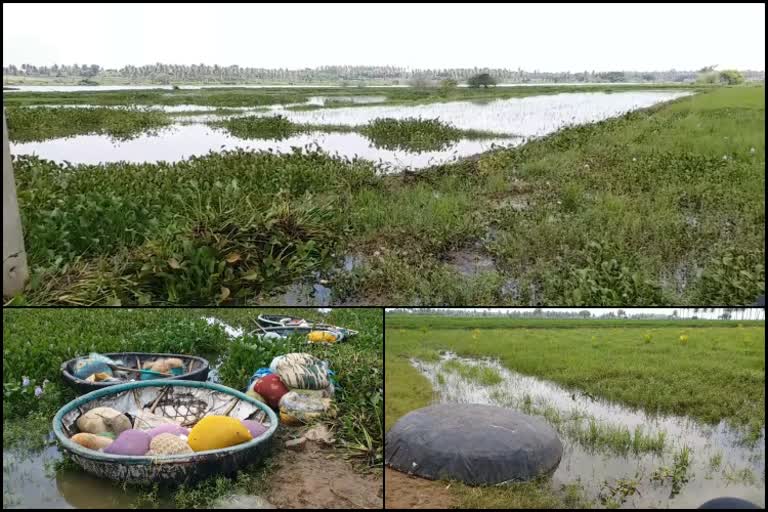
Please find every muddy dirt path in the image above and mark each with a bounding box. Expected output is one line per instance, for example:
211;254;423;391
384;467;455;509
267;433;383;509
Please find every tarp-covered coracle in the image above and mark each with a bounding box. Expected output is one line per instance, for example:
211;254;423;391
385;403;563;485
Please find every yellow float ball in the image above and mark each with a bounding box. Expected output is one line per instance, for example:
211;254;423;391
188;415;253;452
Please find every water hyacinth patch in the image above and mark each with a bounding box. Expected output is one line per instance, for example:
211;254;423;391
5;106;171;142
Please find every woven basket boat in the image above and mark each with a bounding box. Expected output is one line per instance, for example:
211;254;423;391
60;352;210;394
53;380;277;484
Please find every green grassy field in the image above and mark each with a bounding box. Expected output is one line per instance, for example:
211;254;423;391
3;308;382;507
385;315;765;507
6;85;763;306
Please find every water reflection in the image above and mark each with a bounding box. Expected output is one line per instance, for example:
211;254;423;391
9;91;691;171
271;91;692;136
11;124;517;171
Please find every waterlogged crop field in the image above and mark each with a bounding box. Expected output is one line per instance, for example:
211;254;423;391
4;84;764;306
3;308;383;509
384;315;765;509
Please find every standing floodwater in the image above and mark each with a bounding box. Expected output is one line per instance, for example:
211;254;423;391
411;352;765;509
10;91;691;170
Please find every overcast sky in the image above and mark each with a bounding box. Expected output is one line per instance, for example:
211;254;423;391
3;3;765;71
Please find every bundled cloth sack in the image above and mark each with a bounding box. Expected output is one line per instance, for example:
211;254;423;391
140;358;185;380
288;382;334;398
253;374;289;409
270;353;330;390
147;433;194;456
188;416;253;452
77;407;132;436
103;429;152;456
278;389;336;426
73;353;116;380
71;432;114;451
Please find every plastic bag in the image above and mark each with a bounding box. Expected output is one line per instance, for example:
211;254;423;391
73;353;116;380
278;389;335;426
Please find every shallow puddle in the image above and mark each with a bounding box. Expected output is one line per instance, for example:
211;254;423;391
445;248;497;277
3;445;175;509
411;352;765;508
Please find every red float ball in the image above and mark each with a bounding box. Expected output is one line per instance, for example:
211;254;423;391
253;374;288;409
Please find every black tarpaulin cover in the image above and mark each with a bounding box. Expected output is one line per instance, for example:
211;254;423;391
385;403;563;485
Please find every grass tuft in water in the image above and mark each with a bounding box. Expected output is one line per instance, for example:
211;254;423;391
443;359;503;386
651;445;692;497
709;452;723;471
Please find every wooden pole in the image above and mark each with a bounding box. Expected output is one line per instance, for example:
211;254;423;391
3;109;29;298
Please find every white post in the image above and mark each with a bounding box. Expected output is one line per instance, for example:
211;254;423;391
3;109;29;298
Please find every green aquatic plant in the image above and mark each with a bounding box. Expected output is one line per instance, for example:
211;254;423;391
599;476;640;508
651;445;692;497
211;114;302;140
360;117;504;152
5;106;170;142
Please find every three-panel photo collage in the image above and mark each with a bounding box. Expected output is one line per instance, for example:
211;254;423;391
3;2;765;511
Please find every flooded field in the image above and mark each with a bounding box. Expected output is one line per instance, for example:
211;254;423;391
9;91;689;170
11;124;515;168
411;352;765;509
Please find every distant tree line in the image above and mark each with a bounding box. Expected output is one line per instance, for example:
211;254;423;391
385;308;765;321
3;63;765;84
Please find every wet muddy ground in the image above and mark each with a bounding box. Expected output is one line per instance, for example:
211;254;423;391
384;467;456;509
402;352;765;509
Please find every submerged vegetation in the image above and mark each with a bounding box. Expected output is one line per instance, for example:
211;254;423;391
443;359;503;386
210;114;507;149
5;106;170;142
